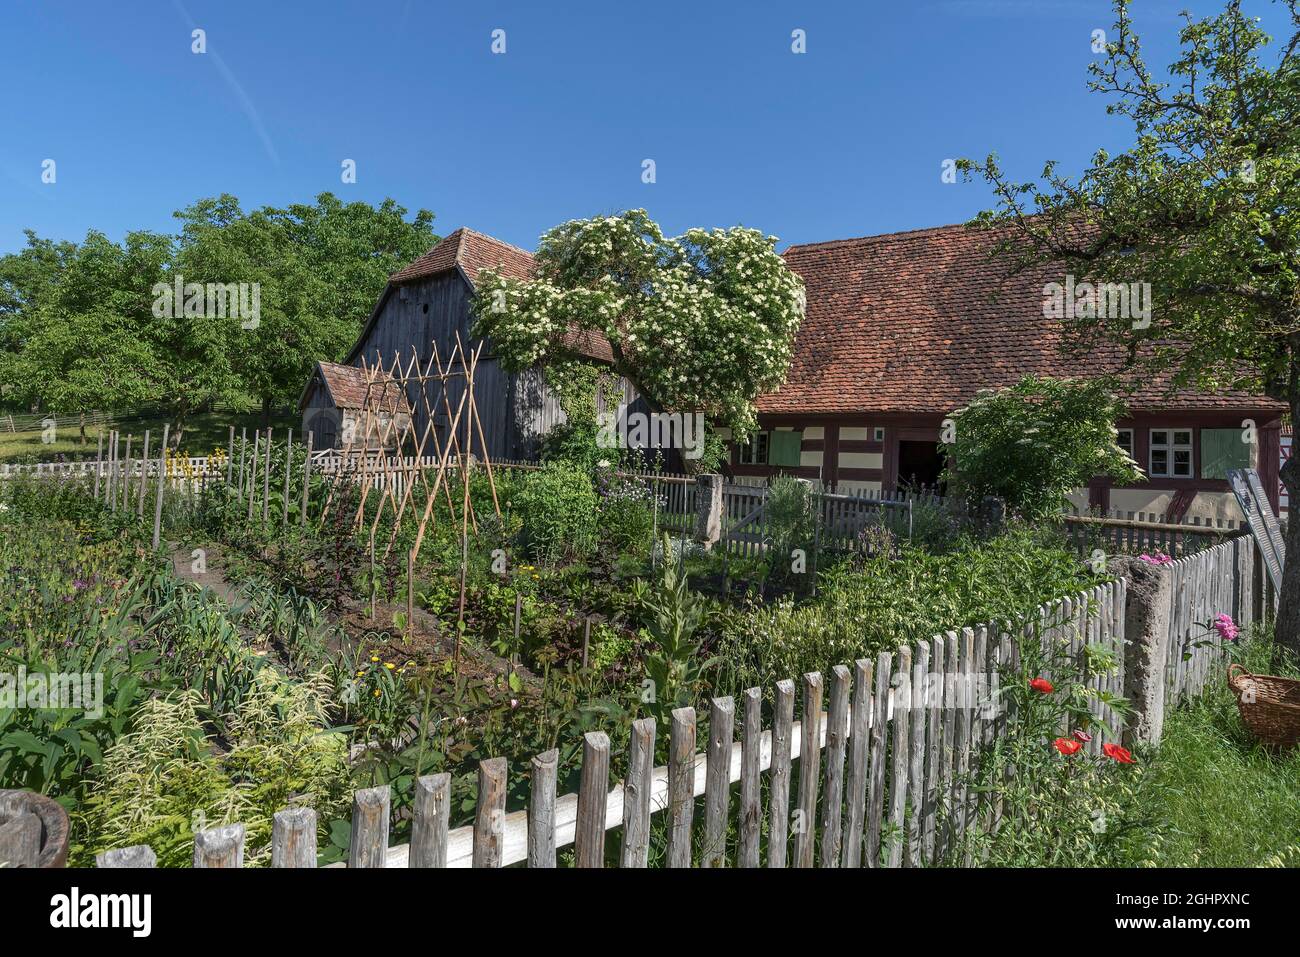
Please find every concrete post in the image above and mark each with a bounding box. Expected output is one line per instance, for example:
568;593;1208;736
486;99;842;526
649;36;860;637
1112;556;1173;748
694;473;724;549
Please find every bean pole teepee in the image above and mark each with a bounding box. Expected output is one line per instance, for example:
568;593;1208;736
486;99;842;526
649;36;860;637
320;333;502;656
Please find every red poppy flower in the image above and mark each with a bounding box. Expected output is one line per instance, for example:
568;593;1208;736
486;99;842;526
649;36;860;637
1030;677;1054;694
1072;729;1092;743
1053;737;1083;755
1102;742;1135;764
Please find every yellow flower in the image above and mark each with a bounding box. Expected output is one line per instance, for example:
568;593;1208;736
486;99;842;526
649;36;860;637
372;689;381;697
370;655;379;662
384;662;395;670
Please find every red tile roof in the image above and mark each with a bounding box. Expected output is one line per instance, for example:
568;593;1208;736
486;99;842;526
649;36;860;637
391;227;535;285
311;361;412;414
389;228;614;363
759;222;1281;416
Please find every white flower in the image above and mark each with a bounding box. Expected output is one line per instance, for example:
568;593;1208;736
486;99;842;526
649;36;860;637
0;503;8;512
597;459;611;469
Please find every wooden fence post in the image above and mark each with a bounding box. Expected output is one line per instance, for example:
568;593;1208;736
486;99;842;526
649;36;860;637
193;823;245;868
246;430;259;522
767;679;795;868
703;696;734;867
793;672;823;868
820;664;850;867
349;785;391;868
410;773;451;868
282;428;293;525
152;424;169;550
574;731;610;868
886;646;913;868
474;758;506;868
738;688;762;868
271;807;317;868
93;432;103;500
666;707;696;868
96;845;156;868
137;430;150;517
120;434;132;511
528;751;558;868
620;720;655;868
843;658;873;867
262;427;272;522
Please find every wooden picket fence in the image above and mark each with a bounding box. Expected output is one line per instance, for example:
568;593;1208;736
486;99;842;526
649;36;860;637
90;533;1254;869
1063;509;1241;559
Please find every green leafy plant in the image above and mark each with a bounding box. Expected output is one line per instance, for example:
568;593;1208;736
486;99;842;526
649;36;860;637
943;376;1143;521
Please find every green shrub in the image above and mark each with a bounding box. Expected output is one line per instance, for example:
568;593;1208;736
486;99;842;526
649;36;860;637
713;525;1099;691
596;474;656;553
943;376;1143;521
516;462;598;562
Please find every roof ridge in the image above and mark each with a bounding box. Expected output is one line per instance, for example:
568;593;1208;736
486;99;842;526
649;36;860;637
457;226;536;258
785;220;979;251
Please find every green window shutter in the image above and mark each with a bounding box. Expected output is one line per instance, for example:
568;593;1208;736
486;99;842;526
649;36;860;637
768;430;803;467
1200;428;1249;479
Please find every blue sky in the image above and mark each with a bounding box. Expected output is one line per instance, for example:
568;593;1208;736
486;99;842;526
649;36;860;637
1;0;1292;256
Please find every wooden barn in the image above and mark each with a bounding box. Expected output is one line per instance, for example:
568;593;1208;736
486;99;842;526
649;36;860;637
299;361;412;451
304;227;650;461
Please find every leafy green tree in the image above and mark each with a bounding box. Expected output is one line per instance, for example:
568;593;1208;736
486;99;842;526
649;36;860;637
173;193;438;427
1;230;170;441
943;376;1144;521
470;209;805;440
958;0;1300;652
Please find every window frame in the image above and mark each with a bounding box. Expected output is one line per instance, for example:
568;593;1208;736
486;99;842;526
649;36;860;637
1148;427;1194;478
1115;427;1134;459
738;431;770;466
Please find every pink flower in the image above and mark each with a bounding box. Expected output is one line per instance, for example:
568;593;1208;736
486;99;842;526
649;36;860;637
1072;729;1092;743
1139;552;1173;566
1213;613;1240;642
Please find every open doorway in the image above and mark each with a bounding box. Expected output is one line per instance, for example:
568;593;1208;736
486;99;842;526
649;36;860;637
896;439;945;493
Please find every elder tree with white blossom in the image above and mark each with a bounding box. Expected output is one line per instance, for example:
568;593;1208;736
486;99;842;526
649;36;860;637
469;209;806;440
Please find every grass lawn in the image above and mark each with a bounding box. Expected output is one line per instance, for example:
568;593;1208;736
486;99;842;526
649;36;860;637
1136;635;1300;867
0;410;299;464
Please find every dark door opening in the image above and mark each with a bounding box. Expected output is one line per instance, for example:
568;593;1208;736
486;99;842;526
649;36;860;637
896;440;945;493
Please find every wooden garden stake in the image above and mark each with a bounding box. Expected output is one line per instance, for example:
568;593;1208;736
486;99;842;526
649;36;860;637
106;431;117;509
369;525;377;620
407;548;415;642
226;425;235;485
301;431;313;525
247;429;259;522
137;430;150;517
93;432;103;500
121;435;132;511
237;428;247;497
282;428;293;525
152;424;169;549
262;428;272;522
581;617;591;669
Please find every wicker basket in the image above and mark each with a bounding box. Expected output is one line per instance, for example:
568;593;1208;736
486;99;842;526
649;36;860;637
1227;664;1300;750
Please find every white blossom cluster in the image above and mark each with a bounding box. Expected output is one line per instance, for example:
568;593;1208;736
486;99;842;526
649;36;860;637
471;210;805;439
